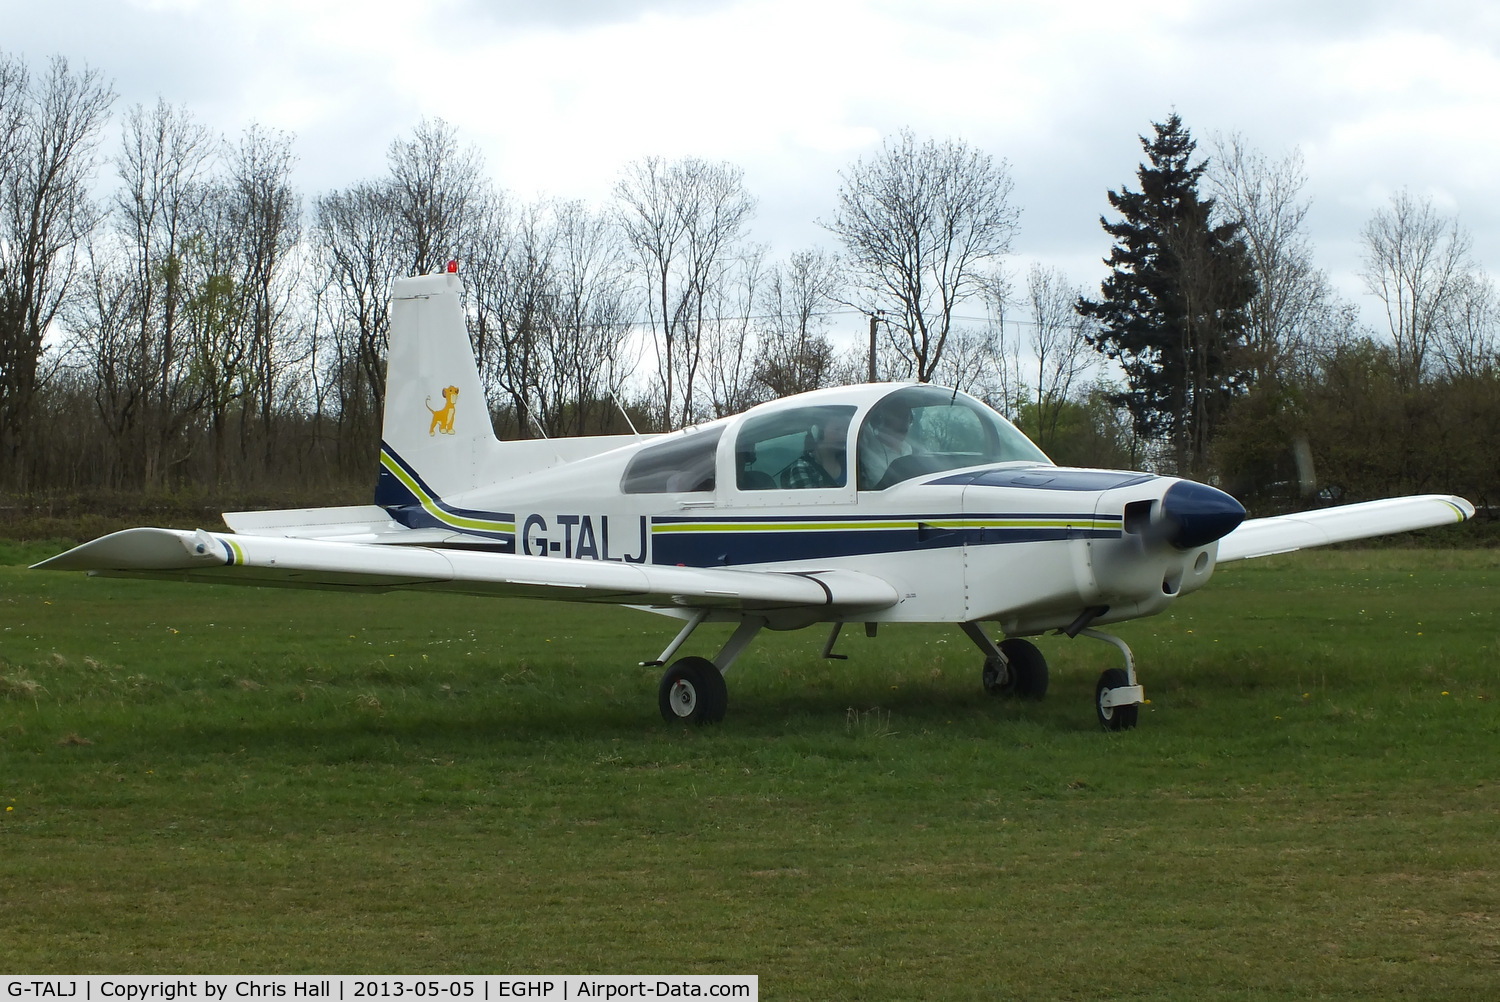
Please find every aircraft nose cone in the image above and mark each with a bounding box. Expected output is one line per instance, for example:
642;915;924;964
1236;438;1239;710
1160;480;1246;549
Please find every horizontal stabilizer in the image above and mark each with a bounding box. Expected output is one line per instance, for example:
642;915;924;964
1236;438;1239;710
32;528;900;614
226;505;396;537
222;505;464;545
1215;494;1473;562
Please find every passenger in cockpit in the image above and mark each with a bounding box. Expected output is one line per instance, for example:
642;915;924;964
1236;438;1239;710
857;400;913;489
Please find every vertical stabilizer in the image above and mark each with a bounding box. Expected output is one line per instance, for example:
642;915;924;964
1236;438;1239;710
377;272;495;505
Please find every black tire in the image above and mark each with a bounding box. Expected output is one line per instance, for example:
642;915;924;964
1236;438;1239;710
658;656;727;724
1095;667;1139;731
998;638;1048;700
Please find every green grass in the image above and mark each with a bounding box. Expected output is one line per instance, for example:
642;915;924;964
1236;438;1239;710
2;542;1498;997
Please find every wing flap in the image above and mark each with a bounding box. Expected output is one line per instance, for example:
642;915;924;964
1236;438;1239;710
33;528;899;613
1215;494;1473;562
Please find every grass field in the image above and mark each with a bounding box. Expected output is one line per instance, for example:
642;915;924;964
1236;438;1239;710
2;540;1497;998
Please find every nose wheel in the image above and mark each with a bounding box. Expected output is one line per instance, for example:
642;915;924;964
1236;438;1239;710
1080;629;1144;730
1095;667;1140;730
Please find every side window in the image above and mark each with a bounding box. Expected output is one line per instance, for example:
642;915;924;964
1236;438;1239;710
734;406;855;490
620;428;723;494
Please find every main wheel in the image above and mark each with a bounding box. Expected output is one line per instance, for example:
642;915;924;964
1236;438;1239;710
658;656;728;724
1095;667;1139;731
991;638;1047;699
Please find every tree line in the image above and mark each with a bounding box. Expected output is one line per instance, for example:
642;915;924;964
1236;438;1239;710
1;51;1495;512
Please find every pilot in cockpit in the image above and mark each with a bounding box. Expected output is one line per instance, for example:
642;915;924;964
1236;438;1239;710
780;411;850;488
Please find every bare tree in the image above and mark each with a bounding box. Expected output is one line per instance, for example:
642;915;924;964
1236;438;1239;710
312;180;399;447
987;270;1022;417
386;117;485;277
933;324;1005;400
1360;189;1471;386
1208;136;1343;385
1025;263;1094;449
545;198;635;435
179;194;247;485
615;155;755;427
462;186;513;424
0;54;24;192
224;124;301;468
63;230;140;486
113;98;218;484
0;54;114;487
702;245;765;418
487;197;556;437
472;197;639;438
1435;270;1498;378
753;248;840;397
825;129;1018;382
313;119;489;448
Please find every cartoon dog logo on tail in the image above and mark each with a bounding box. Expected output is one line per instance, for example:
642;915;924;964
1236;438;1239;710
426;386;459;436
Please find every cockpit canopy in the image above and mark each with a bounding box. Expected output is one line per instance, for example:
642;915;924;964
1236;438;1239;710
732;384;1050;493
620;384;1050;497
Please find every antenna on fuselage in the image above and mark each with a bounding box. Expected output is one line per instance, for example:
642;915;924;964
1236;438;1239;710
611;388;642;438
528;409;549;440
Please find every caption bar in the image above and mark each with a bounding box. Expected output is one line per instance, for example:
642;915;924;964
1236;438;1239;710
4;979;756;1002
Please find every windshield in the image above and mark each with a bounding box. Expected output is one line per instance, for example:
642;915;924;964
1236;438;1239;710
856;385;1050;490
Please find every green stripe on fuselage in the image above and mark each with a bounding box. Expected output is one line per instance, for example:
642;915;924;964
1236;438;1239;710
379;451;516;534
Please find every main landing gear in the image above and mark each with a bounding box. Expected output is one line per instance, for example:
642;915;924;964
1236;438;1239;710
961;621;1146;730
647;612;764;725
658;656;727;724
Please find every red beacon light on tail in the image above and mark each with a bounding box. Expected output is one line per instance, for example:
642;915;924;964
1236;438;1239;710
446;259;458;274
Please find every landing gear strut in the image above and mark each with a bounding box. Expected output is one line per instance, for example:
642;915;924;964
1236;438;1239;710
648;614;765;725
963;622;1048;700
1080;628;1144;731
964;621;1146;728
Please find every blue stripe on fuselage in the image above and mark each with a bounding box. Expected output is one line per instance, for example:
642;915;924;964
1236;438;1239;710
650;516;1119;566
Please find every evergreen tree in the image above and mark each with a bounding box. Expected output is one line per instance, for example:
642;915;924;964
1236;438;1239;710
1078;113;1255;475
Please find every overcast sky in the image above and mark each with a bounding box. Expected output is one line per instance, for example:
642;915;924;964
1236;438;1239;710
6;0;1499;338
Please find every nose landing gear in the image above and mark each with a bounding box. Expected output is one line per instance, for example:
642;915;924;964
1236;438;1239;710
1079;628;1144;731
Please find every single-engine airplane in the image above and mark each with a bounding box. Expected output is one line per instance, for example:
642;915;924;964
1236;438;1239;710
35;271;1476;729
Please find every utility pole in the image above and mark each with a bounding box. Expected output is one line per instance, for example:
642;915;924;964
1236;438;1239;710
868;312;879;383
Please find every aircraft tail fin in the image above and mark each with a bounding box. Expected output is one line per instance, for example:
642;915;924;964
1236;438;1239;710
376;272;496;507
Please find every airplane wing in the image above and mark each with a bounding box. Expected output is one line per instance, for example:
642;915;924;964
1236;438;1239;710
1215;494;1474;562
31;527;899;614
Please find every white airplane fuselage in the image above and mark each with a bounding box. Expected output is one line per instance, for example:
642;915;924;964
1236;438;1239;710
375;380;1227;636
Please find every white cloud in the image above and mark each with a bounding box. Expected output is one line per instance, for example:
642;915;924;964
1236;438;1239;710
5;0;1498;313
